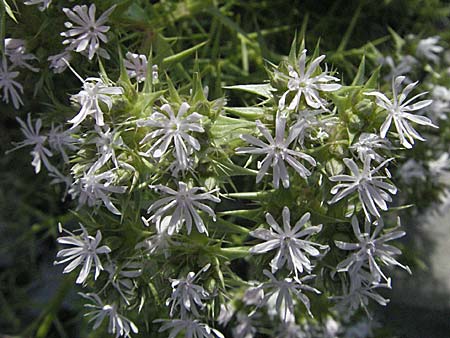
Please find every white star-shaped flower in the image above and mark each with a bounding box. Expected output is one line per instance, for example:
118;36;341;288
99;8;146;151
259;270;320;322
4;38;39;72
416;36;443;64
61;4;115;60
137;216;172;258
144;182;220;236
12;113;54;173
166;264;210;318
350;133;391;163
104;261;142;305
380;55;417;82
89;126;124;170
124;52;158;83
69;167;127;215
333;271;391;315
278;49;341;110
124;52;147;82
54;224;111;284
335;216;410;284
0;57;23;109
48;123;78;163
364;76;436;148
138;102;204;171
48;50;72;74
249;206;328;277
328;157;397;220
236;116;316;189
80;293;138;338
427;85;450;122
68;69;124;128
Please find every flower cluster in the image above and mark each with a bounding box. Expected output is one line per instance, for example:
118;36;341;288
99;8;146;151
8;4;445;337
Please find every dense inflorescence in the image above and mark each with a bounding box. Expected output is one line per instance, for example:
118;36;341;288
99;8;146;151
4;1;450;337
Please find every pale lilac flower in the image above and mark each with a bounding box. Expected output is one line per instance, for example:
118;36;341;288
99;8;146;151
217;303;234;326
138;102;204;170
428;152;450;182
333;272;391;316
89;126;124;170
4;38;39;72
124;52;158;83
242;284;264;305
334;217;410;284
69;167;127;215
0;57;23;109
278;49;341;110
236;116;316;189
68;70;124;128
54;224;111;284
12;114;54;173
380;55;417;80
249;206;328;277
232;312;257;338
24;0;52;11
80;293;138;338
428;85;450;122
277;321;313;338
48;50;72;73
169;155;195;176
48;167;73;199
145;182;220;236
137;215;172;257
398;159;426;184
350;133;391;163
364;76;436;148
429;152;450;176
328;157;397;220
294;109;337;146
166;264;210;318
259;270;320;321
61;4;115;60
48;123;78;163
104;261;142;305
155;318;224;338
125;52;147;82
294;109;324;145
416;36;443;64
324;317;341;338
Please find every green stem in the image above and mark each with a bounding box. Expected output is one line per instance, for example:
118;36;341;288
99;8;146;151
337;3;363;53
218;246;249;260
213;218;250;235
